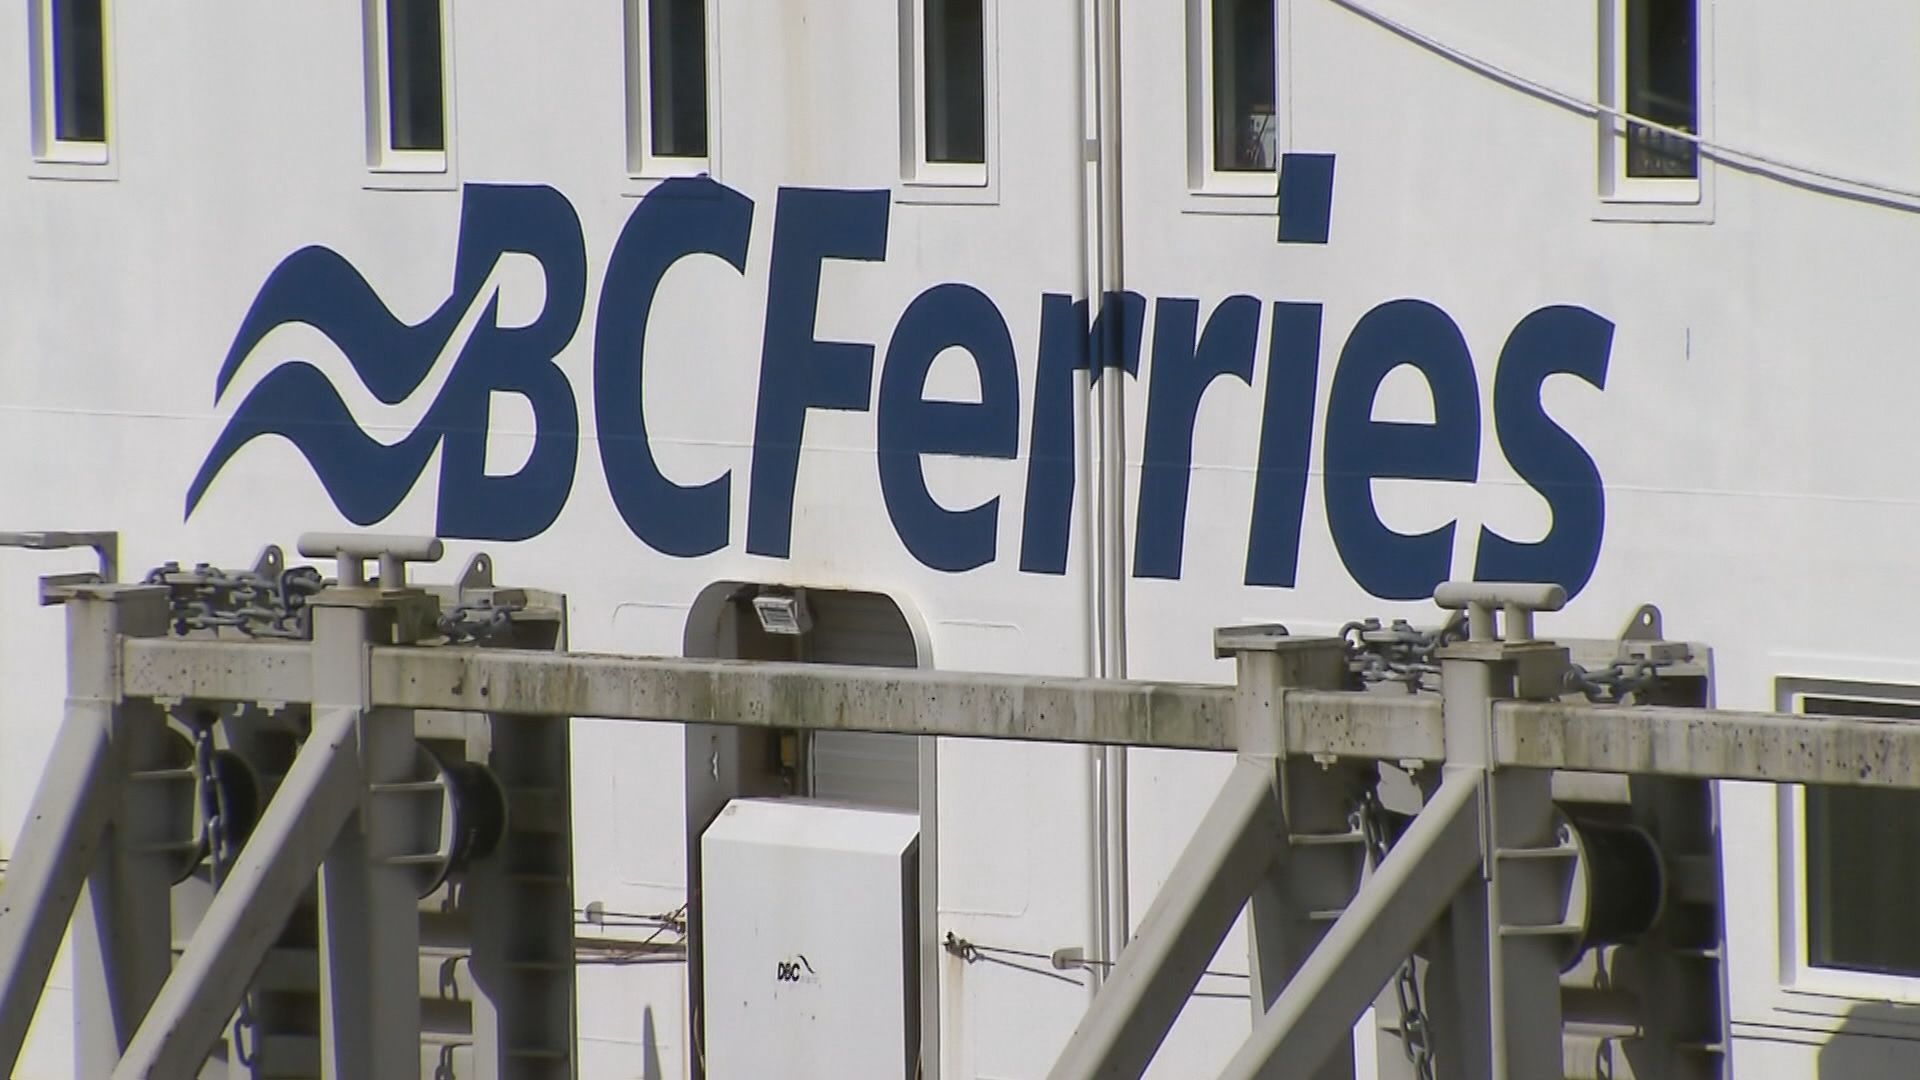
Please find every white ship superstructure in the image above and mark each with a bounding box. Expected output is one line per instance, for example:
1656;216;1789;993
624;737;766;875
6;1;1920;1077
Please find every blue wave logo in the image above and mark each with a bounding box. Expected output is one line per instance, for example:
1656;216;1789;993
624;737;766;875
187;184;587;540
186;174;1610;600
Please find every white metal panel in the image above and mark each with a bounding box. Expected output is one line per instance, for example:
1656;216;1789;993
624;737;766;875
701;798;920;1080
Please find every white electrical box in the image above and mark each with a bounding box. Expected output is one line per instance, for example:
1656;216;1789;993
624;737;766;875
701;798;920;1079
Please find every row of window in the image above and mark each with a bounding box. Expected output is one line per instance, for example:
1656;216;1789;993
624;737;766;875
25;0;992;185
26;0;1701;198
1198;0;1702;195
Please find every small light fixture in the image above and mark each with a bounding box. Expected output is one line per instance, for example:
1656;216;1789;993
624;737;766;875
751;589;813;636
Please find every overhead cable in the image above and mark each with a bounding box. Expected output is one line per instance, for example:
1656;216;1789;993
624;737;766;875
1324;0;1920;210
943;933;1251;1001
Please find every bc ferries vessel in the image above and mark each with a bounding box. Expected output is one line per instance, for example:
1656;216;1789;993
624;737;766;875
5;1;1920;1077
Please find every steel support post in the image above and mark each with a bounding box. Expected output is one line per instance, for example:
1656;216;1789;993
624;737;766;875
455;581;574;1078
1221;630;1358;1080
1219;771;1485;1080
467;713;576;1078
114;707;363;1079
69;590;175;1080
312;601;424;1080
0;586;167;1076
1425;585;1570;1080
1047;759;1286;1080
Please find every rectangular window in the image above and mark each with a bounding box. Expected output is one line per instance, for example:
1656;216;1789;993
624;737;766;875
627;0;712;176
29;0;111;165
386;0;445;152
365;0;450;174
1623;0;1697;179
1187;0;1282;201
1799;694;1920;978
52;0;106;143
923;0;985;165
1211;0;1276;173
902;0;993;190
1600;0;1704;209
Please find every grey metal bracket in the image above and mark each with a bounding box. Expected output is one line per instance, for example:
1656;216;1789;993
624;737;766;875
0;530;122;603
298;532;447;644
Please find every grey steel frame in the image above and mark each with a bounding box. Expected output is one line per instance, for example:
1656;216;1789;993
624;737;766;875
2;537;1917;1077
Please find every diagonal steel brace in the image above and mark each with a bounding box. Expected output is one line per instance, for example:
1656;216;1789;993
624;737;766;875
1049;759;1287;1079
0;701;122;1075
1221;770;1485;1080
111;707;364;1079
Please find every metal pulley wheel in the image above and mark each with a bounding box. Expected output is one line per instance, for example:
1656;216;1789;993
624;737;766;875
409;744;508;898
1559;809;1667;968
149;725;263;886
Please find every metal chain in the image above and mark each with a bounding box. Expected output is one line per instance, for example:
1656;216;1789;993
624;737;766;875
1341;614;1467;693
147;562;325;639
438;599;523;644
1564;658;1663;704
1345;611;1678;705
150;557;523;645
193;724;259;1068
1357;782;1436;1080
1394;962;1436;1080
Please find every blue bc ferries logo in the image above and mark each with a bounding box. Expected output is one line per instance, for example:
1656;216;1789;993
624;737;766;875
189;171;1612;601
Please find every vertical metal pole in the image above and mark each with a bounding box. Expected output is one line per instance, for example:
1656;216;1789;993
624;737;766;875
467;712;577;1078
1247;763;1361;1080
312;602;422;1080
917;733;941;1079
1089;0;1133;998
1430;634;1565;1080
1427;656;1498;1080
1227;633;1357;1080
0;586;166;1076
71;589;175;1079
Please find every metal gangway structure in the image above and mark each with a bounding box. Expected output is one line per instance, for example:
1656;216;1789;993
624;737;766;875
2;531;1917;1078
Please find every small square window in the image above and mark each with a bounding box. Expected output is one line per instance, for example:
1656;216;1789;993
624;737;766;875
901;0;994;192
29;0;111;167
1599;0;1706;210
627;0;713;178
1186;0;1283;202
365;0;452;177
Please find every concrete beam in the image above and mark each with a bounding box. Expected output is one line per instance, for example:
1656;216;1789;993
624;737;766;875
372;648;1243;750
124;639;1438;757
122;636;1920;787
122;638;312;705
1496;700;1920;788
